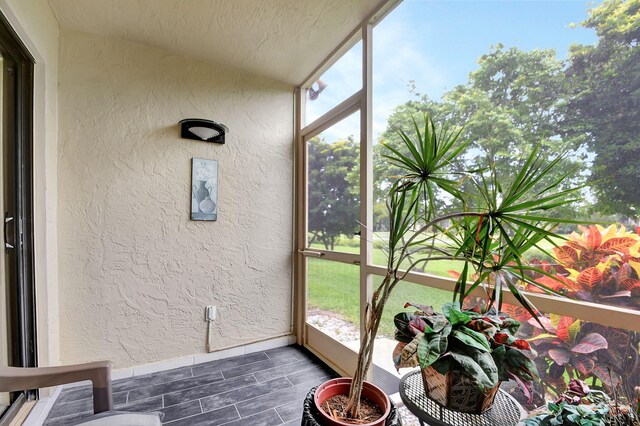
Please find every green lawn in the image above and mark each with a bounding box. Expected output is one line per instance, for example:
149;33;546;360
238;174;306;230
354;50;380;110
307;255;455;338
311;232;562;265
310;238;467;278
307;235;565;338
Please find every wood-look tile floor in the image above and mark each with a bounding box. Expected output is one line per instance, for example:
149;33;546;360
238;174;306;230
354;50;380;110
45;345;337;425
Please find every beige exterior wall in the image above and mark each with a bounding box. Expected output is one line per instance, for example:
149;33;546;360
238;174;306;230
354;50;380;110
0;0;61;368
57;28;294;368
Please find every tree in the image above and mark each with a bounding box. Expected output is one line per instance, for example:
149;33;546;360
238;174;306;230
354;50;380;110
563;0;640;216
375;46;587;221
307;136;360;250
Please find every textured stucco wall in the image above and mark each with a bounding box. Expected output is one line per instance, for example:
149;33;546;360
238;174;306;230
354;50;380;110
0;0;61;368
58;28;293;368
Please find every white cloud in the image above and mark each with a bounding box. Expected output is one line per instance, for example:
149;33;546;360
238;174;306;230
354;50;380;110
372;12;449;140
305;2;451;142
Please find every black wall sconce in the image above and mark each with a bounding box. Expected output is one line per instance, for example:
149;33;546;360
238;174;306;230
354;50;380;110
179;119;228;144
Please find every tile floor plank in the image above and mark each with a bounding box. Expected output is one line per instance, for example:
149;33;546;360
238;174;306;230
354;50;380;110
158;400;202;423
56;386;94;404
200;376;292;412
264;346;303;359
163;374;257;407
253;358;319;383
276;399;306;422
115;395;163;412
192;352;268;377
164;405;239;426
287;364;335;385
235;378;325;418
220;353;302;379
221;408;283;426
48;391;128;419
113;367;193;393
128;371;224;402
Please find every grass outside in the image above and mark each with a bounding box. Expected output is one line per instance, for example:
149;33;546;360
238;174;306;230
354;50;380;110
307;256;455;338
307;234;566;338
311;231;563;264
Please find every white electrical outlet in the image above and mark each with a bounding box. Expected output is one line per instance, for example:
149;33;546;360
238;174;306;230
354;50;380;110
205;305;217;321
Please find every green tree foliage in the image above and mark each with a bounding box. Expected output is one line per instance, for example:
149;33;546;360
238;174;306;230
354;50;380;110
564;0;640;216
440;46;584;216
307;136;360;250
318;0;638;239
374;46;586;229
450;45;570;161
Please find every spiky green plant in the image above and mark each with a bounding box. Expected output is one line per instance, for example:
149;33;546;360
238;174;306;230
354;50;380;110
344;113;583;420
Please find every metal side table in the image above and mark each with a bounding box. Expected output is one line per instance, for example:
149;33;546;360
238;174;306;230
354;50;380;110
399;370;526;426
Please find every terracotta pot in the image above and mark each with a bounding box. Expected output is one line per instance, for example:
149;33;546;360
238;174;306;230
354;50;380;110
313;378;391;426
421;365;500;414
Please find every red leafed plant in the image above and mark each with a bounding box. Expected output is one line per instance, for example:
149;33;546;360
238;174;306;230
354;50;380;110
540;225;640;309
528;315;612;394
524;225;640;407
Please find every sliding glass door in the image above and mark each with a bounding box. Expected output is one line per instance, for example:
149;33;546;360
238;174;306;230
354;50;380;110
0;11;35;426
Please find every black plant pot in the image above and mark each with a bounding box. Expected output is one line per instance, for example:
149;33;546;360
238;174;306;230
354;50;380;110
301;386;403;426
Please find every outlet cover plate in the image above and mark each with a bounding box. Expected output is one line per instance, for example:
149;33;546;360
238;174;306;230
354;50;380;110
205;305;216;321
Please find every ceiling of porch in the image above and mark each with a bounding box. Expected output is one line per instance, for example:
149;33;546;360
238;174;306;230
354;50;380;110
48;0;380;86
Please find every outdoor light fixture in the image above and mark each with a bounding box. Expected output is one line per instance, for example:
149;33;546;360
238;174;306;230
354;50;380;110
179;119;228;144
308;80;327;101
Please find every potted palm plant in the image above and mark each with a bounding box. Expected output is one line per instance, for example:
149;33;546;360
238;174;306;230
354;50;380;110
306;113;581;425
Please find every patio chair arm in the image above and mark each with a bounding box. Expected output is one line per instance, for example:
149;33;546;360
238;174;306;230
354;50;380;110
0;361;113;413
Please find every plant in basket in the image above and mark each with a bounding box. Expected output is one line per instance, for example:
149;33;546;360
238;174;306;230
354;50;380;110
393;302;538;413
307;113;582;425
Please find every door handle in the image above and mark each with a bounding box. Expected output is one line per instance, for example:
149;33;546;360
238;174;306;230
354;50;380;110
299;250;325;257
5;213;14;251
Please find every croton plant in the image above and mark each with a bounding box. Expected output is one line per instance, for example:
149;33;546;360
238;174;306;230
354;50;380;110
502;225;640;407
530;224;640;308
393;302;539;402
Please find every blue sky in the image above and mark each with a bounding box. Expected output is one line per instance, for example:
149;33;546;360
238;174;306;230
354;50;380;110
307;0;599;141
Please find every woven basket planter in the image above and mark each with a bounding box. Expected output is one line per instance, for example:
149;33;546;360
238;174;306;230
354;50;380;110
421;366;500;414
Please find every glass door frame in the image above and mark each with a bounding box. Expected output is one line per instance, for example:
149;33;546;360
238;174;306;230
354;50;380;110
0;9;36;426
293;0;393;375
298;92;364;376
